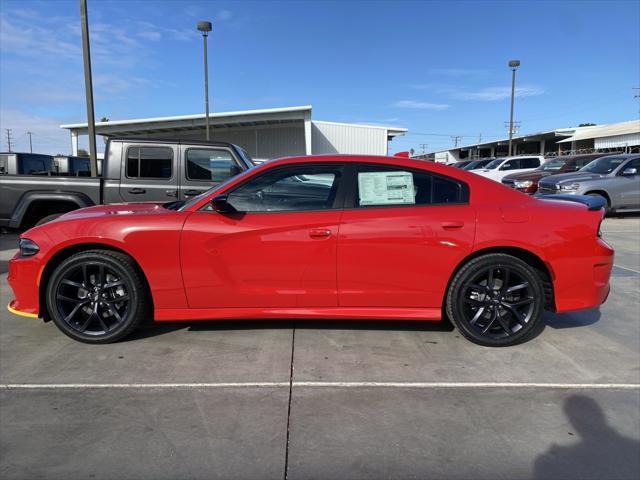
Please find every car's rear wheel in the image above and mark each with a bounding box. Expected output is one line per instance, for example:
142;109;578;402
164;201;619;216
446;253;545;347
46;250;149;343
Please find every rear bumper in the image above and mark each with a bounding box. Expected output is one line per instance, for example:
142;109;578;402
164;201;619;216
553;238;614;312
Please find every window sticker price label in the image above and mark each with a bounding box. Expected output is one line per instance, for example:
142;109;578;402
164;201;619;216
358;171;415;206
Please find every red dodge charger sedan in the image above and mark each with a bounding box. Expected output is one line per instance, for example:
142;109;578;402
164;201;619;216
7;154;613;346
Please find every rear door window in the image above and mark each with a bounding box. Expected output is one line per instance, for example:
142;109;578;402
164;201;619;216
126;147;173;179
521;157;540;168
355;165;468;207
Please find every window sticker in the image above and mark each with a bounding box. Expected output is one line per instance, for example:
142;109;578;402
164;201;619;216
358;171;415;206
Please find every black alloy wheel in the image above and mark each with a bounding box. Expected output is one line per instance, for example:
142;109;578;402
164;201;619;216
446;253;545;346
46;250;149;343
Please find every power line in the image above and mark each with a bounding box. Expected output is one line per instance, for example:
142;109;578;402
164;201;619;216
5;129;12;152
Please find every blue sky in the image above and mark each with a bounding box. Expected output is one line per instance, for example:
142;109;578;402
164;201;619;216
0;0;638;154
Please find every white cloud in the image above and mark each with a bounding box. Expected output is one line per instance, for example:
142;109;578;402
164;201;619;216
452;85;545;101
393;100;450;110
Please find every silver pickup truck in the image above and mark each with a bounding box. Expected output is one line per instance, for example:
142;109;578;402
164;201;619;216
0;138;254;229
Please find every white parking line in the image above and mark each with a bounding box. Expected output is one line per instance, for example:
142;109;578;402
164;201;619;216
614;264;640;274
2;382;639;390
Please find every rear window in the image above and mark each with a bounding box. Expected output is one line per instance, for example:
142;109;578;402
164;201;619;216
356;165;468;207
126;146;173;179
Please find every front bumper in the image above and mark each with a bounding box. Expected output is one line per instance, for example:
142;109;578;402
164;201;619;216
7;253;43;318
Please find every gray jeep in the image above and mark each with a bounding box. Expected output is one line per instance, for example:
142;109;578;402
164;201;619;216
537;154;640;214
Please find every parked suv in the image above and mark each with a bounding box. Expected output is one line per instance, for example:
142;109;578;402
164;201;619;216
471;155;545;182
502;153;607;194
537;154;640;213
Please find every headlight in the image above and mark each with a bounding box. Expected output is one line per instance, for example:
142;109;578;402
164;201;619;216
514;180;533;188
559;183;580;192
19;238;40;257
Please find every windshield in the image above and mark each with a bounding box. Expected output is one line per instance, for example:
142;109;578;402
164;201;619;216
484;158;503;169
580;156;626;174
540;158;565;171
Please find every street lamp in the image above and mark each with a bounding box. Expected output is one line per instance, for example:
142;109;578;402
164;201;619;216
197;20;213;141
507;59;520;156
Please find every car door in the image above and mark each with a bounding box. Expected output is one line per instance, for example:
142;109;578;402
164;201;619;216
615;158;640;208
119;143;179;202
179;145;245;201
337;164;476;308
180;163;345;309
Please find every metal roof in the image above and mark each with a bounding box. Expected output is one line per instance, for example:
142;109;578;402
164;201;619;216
557;120;640;143
60;105;313;130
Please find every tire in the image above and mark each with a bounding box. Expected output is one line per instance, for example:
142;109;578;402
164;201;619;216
46;249;150;343
587;192;611;216
446;253;545;347
35;213;63;226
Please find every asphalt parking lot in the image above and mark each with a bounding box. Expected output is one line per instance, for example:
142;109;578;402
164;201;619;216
1;217;639;480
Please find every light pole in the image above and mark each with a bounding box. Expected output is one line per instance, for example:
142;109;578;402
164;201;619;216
197;21;213;141
507;59;520;156
80;0;98;176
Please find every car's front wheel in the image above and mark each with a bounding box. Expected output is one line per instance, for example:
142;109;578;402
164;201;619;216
446;253;545;347
46;249;149;343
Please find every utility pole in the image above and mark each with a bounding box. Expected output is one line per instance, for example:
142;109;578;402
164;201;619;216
79;0;98;177
27;132;33;153
419;143;428;155
478;133;482;143
5;129;12;152
450;135;462;147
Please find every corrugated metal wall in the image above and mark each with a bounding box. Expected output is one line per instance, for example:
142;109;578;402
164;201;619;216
312;121;388;155
135;123;306;160
595;133;640;149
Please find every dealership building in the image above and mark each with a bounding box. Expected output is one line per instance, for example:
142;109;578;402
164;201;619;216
424;119;640;164
60;105;407;161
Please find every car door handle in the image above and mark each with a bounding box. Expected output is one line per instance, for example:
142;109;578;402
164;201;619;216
127;188;146;194
441;221;464;230
309;228;332;238
184;189;205;196
165;189;177;197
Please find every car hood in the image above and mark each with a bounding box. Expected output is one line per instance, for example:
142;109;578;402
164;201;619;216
503;170;546;182
538;172;604;185
59;202;167;221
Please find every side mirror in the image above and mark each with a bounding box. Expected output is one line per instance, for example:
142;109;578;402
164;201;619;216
210;194;235;214
621;167;638;176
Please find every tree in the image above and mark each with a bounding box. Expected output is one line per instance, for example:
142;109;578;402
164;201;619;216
578;123;596;127
99;117;109;122
77;148;89;157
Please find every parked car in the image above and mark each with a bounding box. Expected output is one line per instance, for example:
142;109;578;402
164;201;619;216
0;152;55;176
537;154;640;213
463;158;494;170
502;153;607;194
0;138;254;229
8;154;612;347
452;160;474;169
471;156;546;182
